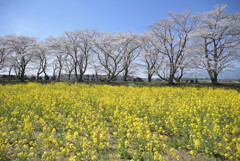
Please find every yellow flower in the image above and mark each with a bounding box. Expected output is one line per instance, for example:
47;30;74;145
194;139;200;149
226;146;231;151
91;155;97;160
29;152;34;157
17;152;23;157
1;83;240;160
225;153;229;158
69;155;77;161
176;155;180;160
190;150;194;156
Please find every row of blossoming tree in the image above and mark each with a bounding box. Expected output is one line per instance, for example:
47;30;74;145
0;5;239;84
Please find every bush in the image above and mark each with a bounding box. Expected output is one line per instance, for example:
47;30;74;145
45;75;49;81
52;75;56;80
29;75;36;81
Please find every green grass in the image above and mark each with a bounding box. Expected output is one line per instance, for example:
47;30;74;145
1;79;240;91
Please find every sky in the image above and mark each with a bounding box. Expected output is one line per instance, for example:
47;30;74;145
0;0;239;78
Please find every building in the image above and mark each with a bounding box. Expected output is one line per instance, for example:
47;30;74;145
60;74;144;82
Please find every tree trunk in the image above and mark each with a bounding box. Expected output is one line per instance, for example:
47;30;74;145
174;76;182;83
74;66;78;81
106;73;112;82
207;69;219;85
211;78;218;85
174;68;184;83
8;67;12;82
95;71;98;81
20;68;25;82
57;68;61;82
36;73;40;82
75;67;84;82
43;71;47;82
175;79;181;83
68;69;73;80
79;74;83;82
168;74;175;85
68;72;71;80
107;75;115;82
210;72;219;85
148;75;152;82
123;68;128;82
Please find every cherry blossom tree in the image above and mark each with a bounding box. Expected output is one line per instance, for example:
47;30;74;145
119;32;141;81
63;29;97;82
51;60;59;80
172;51;195;82
0;37;10;71
0;45;17;81
192;5;240;84
93;32;126;82
32;42;49;82
5;35;36;82
89;52;103;81
63;56;75;80
46;36;67;82
139;33;163;82
148;10;199;84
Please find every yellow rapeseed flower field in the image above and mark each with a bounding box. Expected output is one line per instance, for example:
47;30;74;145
0;83;239;160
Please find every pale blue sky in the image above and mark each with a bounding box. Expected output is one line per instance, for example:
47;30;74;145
1;0;239;39
0;0;239;78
